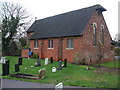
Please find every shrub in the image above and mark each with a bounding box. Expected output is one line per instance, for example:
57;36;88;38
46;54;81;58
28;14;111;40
33;53;39;58
114;48;120;56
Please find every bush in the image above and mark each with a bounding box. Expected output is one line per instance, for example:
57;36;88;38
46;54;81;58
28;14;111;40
115;48;120;56
33;53;39;58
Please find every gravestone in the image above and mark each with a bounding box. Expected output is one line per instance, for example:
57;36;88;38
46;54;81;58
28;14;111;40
57;60;62;70
18;57;22;65
2;63;9;76
38;68;46;79
0;57;6;64
50;57;53;63
35;58;41;67
15;64;20;72
6;60;10;68
55;82;63;90
45;58;48;65
52;67;56;72
63;59;67;67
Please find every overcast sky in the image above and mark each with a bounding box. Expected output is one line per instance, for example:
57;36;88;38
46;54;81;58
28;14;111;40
0;0;119;39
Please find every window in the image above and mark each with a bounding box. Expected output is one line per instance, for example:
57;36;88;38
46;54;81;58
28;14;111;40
34;40;38;49
93;23;97;46
48;40;53;49
67;38;74;49
100;25;104;44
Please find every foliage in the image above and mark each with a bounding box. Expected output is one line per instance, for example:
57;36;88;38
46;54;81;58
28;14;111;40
1;2;31;55
114;48;120;56
2;56;119;88
19;37;27;48
33;53;39;58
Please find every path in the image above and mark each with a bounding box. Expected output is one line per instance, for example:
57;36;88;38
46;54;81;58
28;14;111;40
1;79;113;90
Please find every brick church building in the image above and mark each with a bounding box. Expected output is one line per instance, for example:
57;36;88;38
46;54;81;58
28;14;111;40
22;4;114;63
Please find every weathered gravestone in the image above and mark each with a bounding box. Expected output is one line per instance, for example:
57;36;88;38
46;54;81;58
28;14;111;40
2;62;9;76
55;82;63;90
57;60;62;70
18;57;22;65
52;67;56;72
50;57;53;63
38;68;46;79
15;64;20;72
0;57;6;64
63;59;67;67
45;58;48;65
35;58;41;67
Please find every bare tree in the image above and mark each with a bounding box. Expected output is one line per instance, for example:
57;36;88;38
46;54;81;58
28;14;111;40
1;2;32;55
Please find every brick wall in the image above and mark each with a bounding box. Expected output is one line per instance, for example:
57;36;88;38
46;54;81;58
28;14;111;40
22;11;114;63
22;49;29;58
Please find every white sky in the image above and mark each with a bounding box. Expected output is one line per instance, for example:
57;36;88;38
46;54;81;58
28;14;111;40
0;0;119;39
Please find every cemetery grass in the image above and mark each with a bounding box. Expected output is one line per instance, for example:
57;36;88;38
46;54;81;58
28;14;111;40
2;56;119;88
99;61;120;68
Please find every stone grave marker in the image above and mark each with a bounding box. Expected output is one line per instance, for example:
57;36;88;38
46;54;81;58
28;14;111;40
63;59;67;67
35;58;41;67
55;82;63;90
15;64;20;72
2;62;9;76
0;57;6;64
52;67;56;72
45;58;48;65
18;57;22;65
38;68;46;79
57;60;62;70
50;57;53;63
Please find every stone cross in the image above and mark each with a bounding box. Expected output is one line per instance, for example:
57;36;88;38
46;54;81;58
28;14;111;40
45;58;48;65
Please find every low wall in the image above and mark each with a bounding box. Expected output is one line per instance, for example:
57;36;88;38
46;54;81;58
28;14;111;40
22;49;29;58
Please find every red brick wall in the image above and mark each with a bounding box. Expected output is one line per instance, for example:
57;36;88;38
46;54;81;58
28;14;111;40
22;11;114;63
22;49;29;58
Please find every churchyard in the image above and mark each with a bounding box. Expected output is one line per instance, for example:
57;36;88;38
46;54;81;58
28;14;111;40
0;56;119;88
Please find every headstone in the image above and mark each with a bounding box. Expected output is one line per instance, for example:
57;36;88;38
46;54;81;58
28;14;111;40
57;60;62;70
35;58;41;67
0;57;6;64
55;82;63;90
63;59;67;67
2;63;9;76
6;60;10;68
18;57;22;65
15;64;20;72
86;66;90;70
45;58;48;65
38;68;46;79
50;57;53;63
52;67;56;72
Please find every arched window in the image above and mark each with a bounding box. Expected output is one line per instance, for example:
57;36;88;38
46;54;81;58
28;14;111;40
93;23;97;46
101;25;104;44
34;40;38;48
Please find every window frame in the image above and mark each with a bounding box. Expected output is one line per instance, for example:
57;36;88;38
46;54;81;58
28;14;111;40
100;25;104;45
66;38;74;49
48;39;54;49
93;23;97;46
34;40;38;49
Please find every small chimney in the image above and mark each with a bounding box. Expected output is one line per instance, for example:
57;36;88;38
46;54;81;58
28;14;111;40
35;17;37;21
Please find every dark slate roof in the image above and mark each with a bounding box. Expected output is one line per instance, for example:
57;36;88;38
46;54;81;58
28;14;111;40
27;4;106;40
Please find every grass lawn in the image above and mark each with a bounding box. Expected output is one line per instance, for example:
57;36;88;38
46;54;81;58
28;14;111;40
1;56;119;88
100;61;120;68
